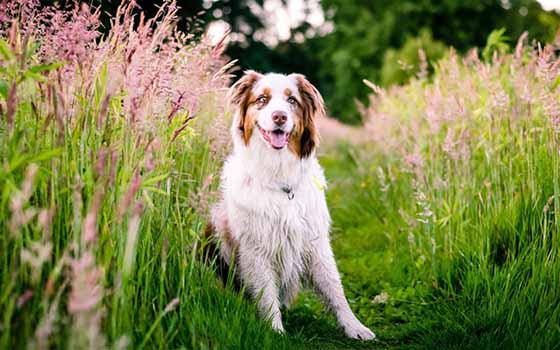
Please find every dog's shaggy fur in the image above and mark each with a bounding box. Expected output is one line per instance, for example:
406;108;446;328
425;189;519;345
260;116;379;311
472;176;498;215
207;71;375;340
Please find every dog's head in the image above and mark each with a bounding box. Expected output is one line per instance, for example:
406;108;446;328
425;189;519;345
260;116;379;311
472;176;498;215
229;71;324;158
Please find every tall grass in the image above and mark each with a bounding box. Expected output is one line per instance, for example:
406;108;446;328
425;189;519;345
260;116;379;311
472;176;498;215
0;1;300;349
2;1;560;349
337;34;560;348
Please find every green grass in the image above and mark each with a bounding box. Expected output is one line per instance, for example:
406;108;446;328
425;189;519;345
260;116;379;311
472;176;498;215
311;134;560;349
2;5;560;349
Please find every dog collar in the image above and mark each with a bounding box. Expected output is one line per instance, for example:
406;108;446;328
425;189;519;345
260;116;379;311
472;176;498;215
281;184;295;200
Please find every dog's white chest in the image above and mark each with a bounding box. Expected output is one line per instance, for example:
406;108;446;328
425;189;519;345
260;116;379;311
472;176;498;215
229;179;317;247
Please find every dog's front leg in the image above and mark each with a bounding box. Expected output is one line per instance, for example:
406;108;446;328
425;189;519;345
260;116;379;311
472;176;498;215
308;238;376;340
237;248;284;333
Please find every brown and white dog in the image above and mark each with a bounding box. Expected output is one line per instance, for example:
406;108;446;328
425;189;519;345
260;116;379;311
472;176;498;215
208;71;375;340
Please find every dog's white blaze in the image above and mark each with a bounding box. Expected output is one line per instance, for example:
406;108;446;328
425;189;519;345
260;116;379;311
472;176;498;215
252;73;299;133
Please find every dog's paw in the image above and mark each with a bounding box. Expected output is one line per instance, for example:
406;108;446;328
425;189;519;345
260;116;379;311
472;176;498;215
271;318;285;334
343;321;376;341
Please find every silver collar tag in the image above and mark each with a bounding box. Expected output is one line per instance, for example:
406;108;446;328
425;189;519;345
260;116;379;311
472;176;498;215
281;185;294;200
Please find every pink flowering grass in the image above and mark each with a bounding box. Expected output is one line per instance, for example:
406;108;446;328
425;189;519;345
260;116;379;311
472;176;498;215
359;33;560;257
0;1;267;349
323;30;560;348
3;0;560;348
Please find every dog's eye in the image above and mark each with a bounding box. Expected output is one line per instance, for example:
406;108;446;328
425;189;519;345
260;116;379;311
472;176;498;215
287;96;297;105
257;96;267;104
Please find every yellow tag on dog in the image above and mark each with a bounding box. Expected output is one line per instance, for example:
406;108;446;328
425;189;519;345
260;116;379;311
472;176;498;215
313;175;326;192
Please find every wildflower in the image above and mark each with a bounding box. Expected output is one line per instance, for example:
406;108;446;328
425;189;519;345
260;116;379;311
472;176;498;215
514;31;529;60
6;81;16;126
490;81;510;114
442;129;470;161
417;48;428;80
535;44;556;86
447;48;460;82
404;146;425;179
163;298;180;314
16;290;34;308
372;292;390;304
117;170;142;220
377;167;390;193
514;73;532;105
189;174;217;218
414;184;435;224
95;148;108;179
543;196;555;214
83;186;105;245
68;252;103;313
541;91;560;133
108;150;119;185
122;201;144;277
463;47;480;66
38;207;55;239
39;2;101;65
29;281;66;350
363;79;385;97
21;241;52;283
68;251;106;350
408;232;415;246
9;164;39;234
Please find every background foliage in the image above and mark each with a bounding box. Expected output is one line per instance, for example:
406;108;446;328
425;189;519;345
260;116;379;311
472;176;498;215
316;0;560;121
40;0;560;123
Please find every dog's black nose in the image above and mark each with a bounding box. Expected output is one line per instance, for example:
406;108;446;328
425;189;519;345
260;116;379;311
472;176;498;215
272;111;288;126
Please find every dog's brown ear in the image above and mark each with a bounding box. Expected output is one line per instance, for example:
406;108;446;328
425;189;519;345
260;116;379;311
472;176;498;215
229;70;262;105
293;74;323;158
229;70;262;143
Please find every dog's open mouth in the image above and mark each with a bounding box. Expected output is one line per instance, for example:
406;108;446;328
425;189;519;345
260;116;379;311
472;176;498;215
257;124;290;149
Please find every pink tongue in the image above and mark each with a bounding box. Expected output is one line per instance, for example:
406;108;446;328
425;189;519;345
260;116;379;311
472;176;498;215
269;131;288;148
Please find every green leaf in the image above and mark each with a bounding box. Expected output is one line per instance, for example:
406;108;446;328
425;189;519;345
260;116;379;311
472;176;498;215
0;79;8;99
23;62;64;82
22;71;45;81
143;173;169;186
0;39;14;61
552;75;560;90
25;41;41;59
28;62;64;74
23;70;45;82
28;148;63;163
482;28;510;61
143;186;168;196
6;149;62;175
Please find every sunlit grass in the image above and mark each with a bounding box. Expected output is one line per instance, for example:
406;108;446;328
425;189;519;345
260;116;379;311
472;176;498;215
0;2;296;349
322;36;560;349
1;2;560;349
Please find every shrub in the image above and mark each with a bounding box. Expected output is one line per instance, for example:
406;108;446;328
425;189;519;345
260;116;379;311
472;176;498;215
380;28;447;86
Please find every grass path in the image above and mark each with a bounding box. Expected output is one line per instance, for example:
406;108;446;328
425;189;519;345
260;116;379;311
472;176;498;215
264;144;422;350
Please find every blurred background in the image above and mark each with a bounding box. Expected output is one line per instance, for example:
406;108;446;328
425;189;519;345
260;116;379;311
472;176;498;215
45;0;560;123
